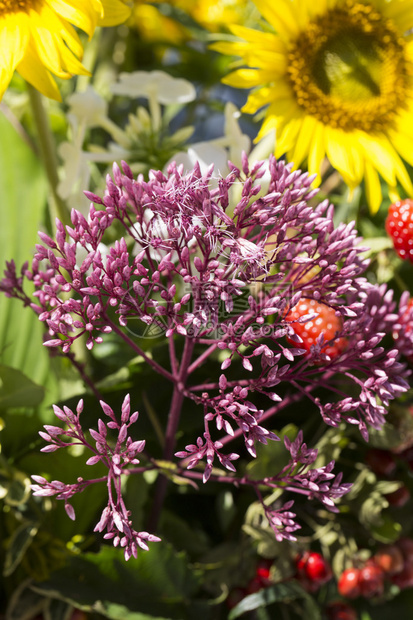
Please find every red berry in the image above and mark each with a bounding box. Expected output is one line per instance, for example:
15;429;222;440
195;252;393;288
386;199;413;261
385;484;410;507
285;299;347;359
338;568;361;599
256;559;272;585
391;560;413;589
374;545;404;576
296;551;332;590
358;562;384;598
365;449;397;477
305;552;332;584
296;551;310;576
325;601;358;620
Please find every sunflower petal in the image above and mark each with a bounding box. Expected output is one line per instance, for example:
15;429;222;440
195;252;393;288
325;128;363;187
307;121;326;185
275;116;303;157
253;0;302;38
0;14;28;99
46;0;99;37
223;68;279;89
98;0;131;26
17;45;61;101
230;25;287;53
364;160;382;215
290;115;319;169
243;83;291;114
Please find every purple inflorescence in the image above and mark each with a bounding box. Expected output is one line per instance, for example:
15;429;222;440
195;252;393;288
2;154;410;552
31;395;159;560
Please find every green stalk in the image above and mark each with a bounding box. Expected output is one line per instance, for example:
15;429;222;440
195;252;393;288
27;84;70;227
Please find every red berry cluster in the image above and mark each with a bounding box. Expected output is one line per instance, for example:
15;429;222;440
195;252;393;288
226;558;273;609
386;199;413;262
338;539;413;600
295;551;333;592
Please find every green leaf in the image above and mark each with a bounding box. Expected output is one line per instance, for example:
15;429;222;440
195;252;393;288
0;364;44;410
0;112;56;394
246;424;298;480
159;510;210;557
31;543;206;619
6;579;46;620
228;581;321;620
4;522;39;577
371;513;402;543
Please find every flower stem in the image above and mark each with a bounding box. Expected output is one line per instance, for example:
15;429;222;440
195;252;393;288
27;84;70;227
107;319;174;383
147;337;195;531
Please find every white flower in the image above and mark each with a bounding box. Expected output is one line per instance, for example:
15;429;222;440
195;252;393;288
67;86;108;131
166;102;250;177
111;71;196;104
172;144;230;177
57;142;86;201
223;102;250;167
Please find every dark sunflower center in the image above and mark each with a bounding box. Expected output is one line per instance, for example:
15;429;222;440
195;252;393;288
0;0;33;14
286;1;411;132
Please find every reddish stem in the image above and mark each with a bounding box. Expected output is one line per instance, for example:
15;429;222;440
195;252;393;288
147;337;195;531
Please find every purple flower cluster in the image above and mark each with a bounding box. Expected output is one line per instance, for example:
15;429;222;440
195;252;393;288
1;154;410;552
392;291;413;361
31;395;160;560
249;430;352;541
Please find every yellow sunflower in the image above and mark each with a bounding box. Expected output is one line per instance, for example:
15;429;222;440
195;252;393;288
0;0;131;102
175;0;254;32
129;1;189;45
212;0;413;213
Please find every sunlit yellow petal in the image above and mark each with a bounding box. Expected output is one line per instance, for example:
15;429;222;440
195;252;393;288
307;122;326;184
0;14;28;98
275;116;303;158
364;161;382;215
388;186;401;204
243;83;292;114
390;131;413;168
17;45;61;101
46;0;98;36
289;115;319;169
325;128;363;187
58;20;84;60
223;68;280;89
29;5;71;77
230;25;287;53
253;0;303;38
256;113;278;143
357;134;413;194
211;37;287;72
32;4;89;75
98;0;131;26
